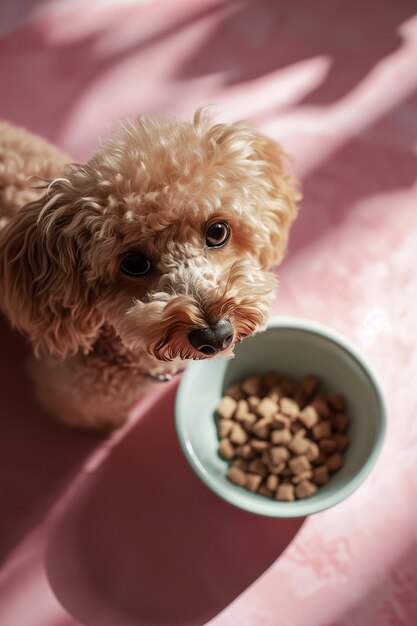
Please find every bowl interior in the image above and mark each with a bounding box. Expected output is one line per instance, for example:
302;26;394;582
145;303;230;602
175;319;386;517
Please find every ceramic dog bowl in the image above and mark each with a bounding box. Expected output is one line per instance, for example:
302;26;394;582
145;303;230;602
175;317;386;517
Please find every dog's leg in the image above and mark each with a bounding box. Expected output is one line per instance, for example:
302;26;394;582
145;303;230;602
27;353;147;431
27;350;185;431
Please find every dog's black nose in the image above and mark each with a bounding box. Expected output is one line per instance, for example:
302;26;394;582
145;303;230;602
188;319;234;356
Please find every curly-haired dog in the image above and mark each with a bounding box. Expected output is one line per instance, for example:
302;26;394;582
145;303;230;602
0;110;299;430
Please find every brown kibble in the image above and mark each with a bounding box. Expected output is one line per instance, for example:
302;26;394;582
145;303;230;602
227;466;246;486
216;396;237;419
240;444;255;459
327;393;345;412
319;438;338;455
268;385;282;402
271;429;292;445
246;473;263;492
266;474;279;492
250;439;271;452
225;384;245;401
270;446;290;465
302;375;320;397
247;395;260;411
288;436;310;455
262;371;281;389
218;419;234;438
231;458;249;471
251;426;270;441
312;452;327;466
295;480;318;499
326;452;344;473
334;433;350;451
292;470;313;484
313;465;330;485
293;388;307;409
221;372;350;499
289;455;311;475
234;399;250;421
292;425;307;438
241;376;262;396
264;456;286;474
271;413;291;430
299;405;320;429
312;421;333;440
280;377;296;396
248;458;268;476
230;423;249;445
276;484;295;501
312;395;331;418
258;484;273;497
241;413;257;432
280;397;300;418
305;441;320;462
252;417;272;439
257;397;279;420
291;420;306;435
332;413;350;433
218;438;235;459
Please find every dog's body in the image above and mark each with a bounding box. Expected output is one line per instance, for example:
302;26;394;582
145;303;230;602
0;112;299;429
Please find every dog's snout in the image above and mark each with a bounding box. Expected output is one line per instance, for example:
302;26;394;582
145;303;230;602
188;319;234;356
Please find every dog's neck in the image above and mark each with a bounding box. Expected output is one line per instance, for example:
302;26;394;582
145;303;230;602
91;325;138;368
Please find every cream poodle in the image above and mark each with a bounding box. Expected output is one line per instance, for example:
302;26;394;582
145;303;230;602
0;110;299;430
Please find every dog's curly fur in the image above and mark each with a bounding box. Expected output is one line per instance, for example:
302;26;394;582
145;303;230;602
0;110;300;429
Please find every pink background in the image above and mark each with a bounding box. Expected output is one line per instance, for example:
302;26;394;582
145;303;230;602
0;1;416;625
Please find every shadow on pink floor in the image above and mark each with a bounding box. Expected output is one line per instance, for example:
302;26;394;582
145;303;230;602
0;318;304;625
1;0;415;145
178;0;416;105
45;383;304;626
0;319;101;565
288;90;417;261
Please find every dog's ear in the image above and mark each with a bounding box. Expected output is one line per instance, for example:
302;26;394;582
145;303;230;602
0;179;104;357
196;109;301;270
248;131;301;269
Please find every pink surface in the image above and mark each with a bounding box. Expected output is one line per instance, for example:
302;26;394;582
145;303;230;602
0;1;416;625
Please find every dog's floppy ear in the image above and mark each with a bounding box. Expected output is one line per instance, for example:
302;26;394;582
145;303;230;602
0;179;104;357
248;131;301;269
195;108;301;270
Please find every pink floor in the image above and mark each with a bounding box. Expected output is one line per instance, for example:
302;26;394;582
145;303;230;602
0;1;416;625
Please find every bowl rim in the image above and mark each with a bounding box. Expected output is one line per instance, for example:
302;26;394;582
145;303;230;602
175;316;387;518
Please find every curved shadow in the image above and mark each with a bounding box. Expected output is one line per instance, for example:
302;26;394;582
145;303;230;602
46;383;305;626
286;89;417;262
3;0;415;145
178;0;416;106
0;318;101;565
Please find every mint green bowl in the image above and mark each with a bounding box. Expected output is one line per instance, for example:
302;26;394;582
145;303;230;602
175;317;386;517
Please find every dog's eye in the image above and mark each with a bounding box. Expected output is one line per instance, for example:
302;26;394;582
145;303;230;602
120;253;151;277
205;221;230;248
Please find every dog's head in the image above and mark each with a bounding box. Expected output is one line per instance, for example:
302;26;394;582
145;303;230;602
1;110;299;361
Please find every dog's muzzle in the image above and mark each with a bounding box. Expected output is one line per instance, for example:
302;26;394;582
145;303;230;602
187;319;234;356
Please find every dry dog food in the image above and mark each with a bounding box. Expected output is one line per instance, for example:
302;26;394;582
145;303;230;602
215;372;350;501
